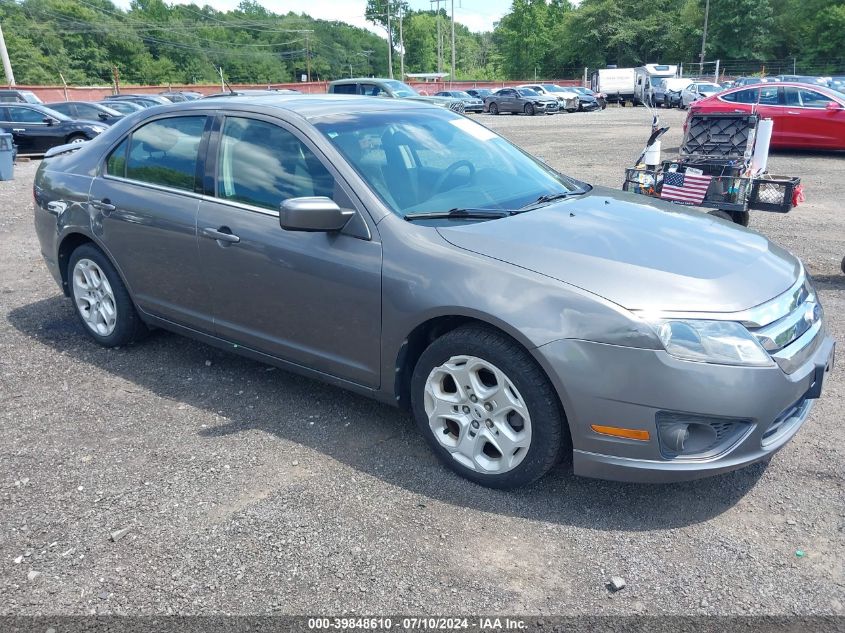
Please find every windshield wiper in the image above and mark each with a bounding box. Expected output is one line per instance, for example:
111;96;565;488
516;191;578;212
404;207;511;221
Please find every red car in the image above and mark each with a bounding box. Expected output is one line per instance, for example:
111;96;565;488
686;82;845;149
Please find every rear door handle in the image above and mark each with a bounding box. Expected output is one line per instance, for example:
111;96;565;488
90;199;116;212
202;227;240;244
787;110;801;115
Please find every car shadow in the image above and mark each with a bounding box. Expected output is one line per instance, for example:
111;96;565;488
8;295;768;531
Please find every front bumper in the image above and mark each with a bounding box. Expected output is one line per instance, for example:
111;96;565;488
536;333;835;483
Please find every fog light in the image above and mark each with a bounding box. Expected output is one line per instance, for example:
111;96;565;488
656;412;751;459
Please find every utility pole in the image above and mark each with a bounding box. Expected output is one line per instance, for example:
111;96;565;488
0;21;15;87
386;1;393;79
431;0;442;73
714;59;720;83
305;32;311;82
699;0;710;77
398;3;405;80
218;66;225;93
450;0;455;84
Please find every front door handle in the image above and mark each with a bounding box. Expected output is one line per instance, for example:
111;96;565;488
787;110;801;115
11;128;24;133
90;199;116;212
202;226;241;244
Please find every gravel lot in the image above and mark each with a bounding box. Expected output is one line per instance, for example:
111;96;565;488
1;106;843;618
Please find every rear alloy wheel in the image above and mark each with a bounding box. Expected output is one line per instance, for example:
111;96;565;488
489;102;499;115
68;243;148;347
524;103;535;116
411;325;567;489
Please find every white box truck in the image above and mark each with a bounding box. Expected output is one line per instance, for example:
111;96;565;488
634;64;678;106
590;67;636;106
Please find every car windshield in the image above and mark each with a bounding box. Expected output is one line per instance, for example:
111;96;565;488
650;76;671;87
698;84;719;93
38;106;71;122
451;91;472;99
517;88;539;97
542;85;568;92
21;91;42;104
383;80;418;98
314;108;584;218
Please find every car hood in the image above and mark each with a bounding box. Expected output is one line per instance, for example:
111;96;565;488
436;187;799;313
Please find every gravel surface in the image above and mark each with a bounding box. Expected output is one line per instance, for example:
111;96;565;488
0;107;843;617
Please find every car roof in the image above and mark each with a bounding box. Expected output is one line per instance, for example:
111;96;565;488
142;94;442;120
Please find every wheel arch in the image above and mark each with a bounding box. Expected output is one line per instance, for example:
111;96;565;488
57;232;134;302
393;313;564;416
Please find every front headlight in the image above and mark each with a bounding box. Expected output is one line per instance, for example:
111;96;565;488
649;319;772;367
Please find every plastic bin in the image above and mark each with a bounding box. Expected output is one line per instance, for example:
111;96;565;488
0;133;13;181
749;176;801;213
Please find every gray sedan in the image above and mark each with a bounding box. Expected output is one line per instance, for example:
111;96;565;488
484;87;560;115
33;95;834;488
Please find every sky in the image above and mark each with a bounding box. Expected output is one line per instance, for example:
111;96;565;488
113;0;513;35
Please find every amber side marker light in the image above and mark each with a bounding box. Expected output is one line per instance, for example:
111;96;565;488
590;425;651;441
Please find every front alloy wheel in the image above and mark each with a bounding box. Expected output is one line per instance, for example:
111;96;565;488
424;355;531;474
411;325;568;488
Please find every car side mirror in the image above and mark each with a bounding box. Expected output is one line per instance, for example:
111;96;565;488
43;117;57;126
279;197;354;232
98;112;110;120
826;101;843;111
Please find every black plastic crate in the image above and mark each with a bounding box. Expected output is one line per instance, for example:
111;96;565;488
680;113;758;161
749;176;801;213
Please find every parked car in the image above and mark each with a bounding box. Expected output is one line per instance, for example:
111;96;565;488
104;94;173;108
0;103;106;153
688;82;845;149
434;90;484;113
0;89;43;104
160;91;204;102
203;89;301;98
328;78;465;113
486;87;560;115
680;82;722;108
96;100;144;115
517;84;579;112
465;88;493;100
732;76;777;87
774;75;828;87
33;96;834;487
45;101;124;125
571;86;606;110
653;78;692;108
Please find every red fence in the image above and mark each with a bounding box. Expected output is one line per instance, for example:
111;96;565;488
12;79;582;102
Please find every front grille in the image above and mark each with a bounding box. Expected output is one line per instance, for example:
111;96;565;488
448;101;465;113
742;272;823;374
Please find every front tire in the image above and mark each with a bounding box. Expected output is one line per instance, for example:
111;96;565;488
489;102;499;115
410;325;567;489
68;243;148;347
524;103;535;116
67;134;88;144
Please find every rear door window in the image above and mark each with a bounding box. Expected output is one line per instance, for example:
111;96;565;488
124;116;206;191
331;83;358;95
759;86;781;105
721;88;759;104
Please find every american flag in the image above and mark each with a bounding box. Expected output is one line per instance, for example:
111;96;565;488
660;171;712;205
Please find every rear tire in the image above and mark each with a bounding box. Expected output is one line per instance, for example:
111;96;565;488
410;325;568;489
707;209;733;222
730;210;750;227
68;243;148;347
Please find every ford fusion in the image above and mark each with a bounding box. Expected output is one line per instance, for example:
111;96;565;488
33;95;834;488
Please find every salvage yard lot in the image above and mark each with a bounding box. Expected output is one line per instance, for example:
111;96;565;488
0;106;843;616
